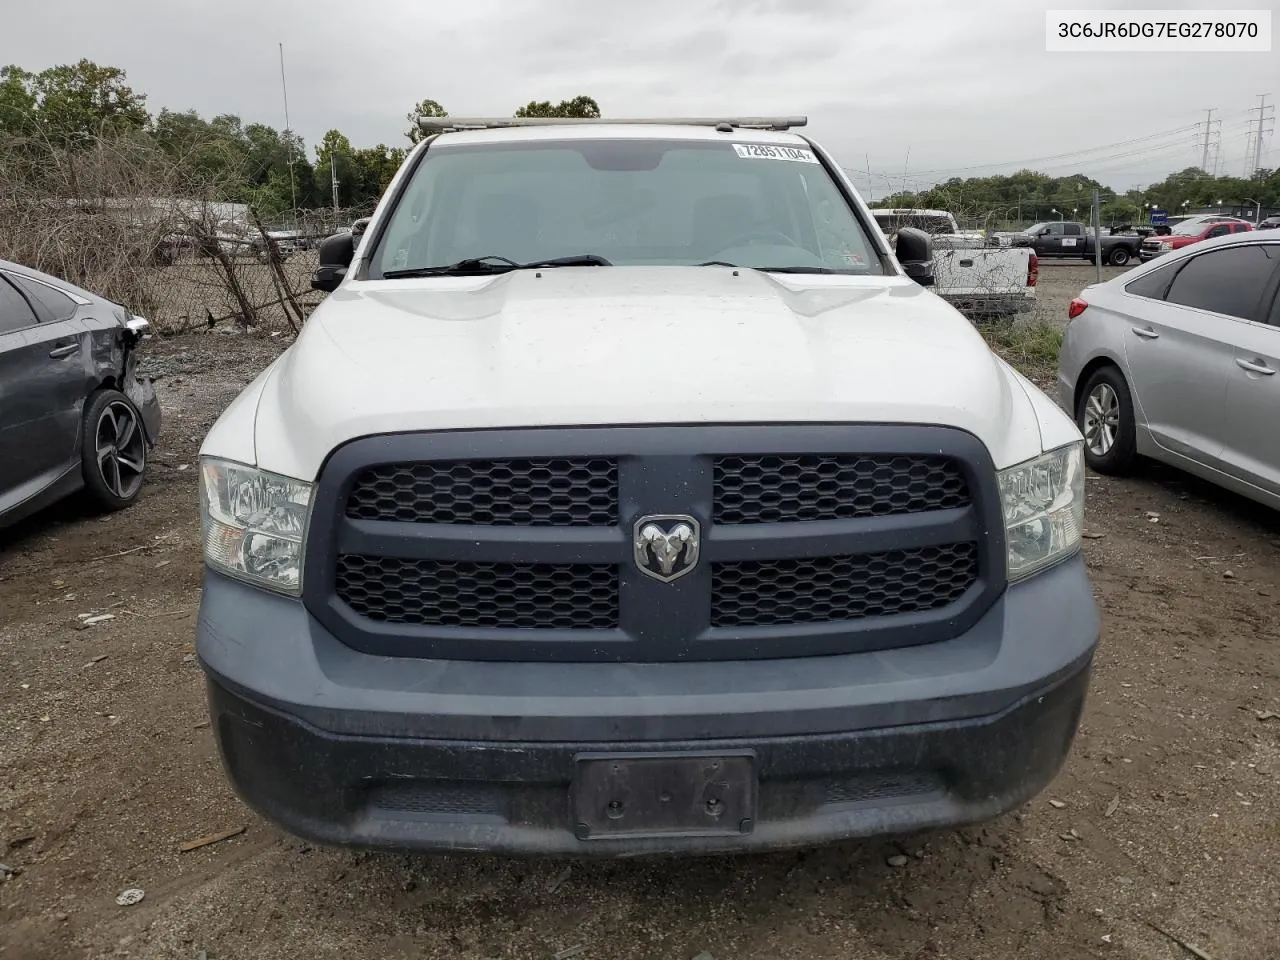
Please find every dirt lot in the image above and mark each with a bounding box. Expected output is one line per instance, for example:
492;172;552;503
2;267;1278;960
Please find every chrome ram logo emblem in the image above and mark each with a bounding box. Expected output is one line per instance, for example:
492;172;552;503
633;515;701;583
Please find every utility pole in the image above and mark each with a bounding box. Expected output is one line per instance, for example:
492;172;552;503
330;153;340;216
1200;108;1215;172
1092;189;1102;285
1245;94;1274;179
278;43;298;223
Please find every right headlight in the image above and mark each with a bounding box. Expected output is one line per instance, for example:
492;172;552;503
997;442;1085;581
199;457;313;594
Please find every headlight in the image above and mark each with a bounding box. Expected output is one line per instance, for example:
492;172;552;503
997;442;1085;581
199;457;313;594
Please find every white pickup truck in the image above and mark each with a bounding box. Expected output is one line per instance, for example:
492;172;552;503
871;208;1038;319
196;116;1095;857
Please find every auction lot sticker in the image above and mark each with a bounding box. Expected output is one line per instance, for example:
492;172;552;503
733;143;818;163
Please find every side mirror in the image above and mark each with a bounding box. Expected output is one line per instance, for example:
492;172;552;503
1038;228;1051;237
312;232;354;292
895;227;934;287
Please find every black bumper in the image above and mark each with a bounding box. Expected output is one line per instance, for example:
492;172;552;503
198;556;1099;856
208;661;1089;856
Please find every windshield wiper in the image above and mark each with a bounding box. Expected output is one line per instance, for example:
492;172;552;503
525;254;611;268
382;253;611;279
697;261;837;274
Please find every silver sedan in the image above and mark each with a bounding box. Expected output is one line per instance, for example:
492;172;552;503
1057;231;1280;507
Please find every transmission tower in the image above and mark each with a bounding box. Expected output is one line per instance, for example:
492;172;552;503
1244;94;1275;178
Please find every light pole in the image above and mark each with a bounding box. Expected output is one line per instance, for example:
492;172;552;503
1243;197;1263;223
1050;208;1064;221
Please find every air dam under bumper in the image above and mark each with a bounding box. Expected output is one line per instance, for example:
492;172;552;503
198;557;1098;856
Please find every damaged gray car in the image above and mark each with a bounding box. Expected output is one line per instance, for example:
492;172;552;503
0;259;161;530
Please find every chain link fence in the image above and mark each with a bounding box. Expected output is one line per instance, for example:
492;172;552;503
0;132;374;335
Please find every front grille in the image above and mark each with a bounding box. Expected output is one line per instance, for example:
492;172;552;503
346;457;618;526
710;542;979;627
714;454;969;524
311;427;1002;662
335;555;619;629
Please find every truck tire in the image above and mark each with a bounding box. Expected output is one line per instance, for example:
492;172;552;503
1108;247;1131;266
1076;366;1136;475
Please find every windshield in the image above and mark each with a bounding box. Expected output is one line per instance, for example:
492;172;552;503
1170;218;1211;236
370;138;885;276
873;213;954;236
1022;222;1049;235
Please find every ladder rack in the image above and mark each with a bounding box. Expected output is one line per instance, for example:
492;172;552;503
417;116;808;134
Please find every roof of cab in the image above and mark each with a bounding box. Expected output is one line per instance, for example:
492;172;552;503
428;123;812;147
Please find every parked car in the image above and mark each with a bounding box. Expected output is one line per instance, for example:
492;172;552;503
1018;221;1143;266
197;115;1098;858
1059;231;1280;506
1139;217;1252;261
870;208;1038;317
1258;215;1280;231
197;220;294;263
265;229;302;257
0;260;161;530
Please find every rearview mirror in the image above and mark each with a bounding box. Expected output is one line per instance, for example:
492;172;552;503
895;227;934;287
312;232;354;292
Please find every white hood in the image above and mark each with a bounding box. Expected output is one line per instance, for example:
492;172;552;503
217;267;1065;479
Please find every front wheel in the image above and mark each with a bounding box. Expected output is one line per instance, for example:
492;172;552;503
81;389;148;511
1108;247;1131;266
1076;366;1137;475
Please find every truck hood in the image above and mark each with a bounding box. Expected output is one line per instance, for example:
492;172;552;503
233;267;1064;479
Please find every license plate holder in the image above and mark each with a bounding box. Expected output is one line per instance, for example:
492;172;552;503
572;752;756;840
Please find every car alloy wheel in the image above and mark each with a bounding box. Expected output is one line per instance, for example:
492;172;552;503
96;400;147;500
1082;382;1120;456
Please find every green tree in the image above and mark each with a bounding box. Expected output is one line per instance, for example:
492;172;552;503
351;144;407;201
405;98;446;143
0;65;37;134
316;129;364;207
1099;198;1141;225
514;95;601;119
29;59;149;142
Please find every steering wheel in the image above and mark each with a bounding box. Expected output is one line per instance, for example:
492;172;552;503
718;228;800;249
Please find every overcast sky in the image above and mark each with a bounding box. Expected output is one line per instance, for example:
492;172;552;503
5;0;1277;193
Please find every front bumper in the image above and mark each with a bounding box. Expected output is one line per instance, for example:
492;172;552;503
198;556;1099;856
123;351;161;445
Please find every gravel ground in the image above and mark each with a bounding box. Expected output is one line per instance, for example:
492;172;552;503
2;267;1278;960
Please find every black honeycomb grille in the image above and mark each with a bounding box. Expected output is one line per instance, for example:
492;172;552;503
711;542;978;627
713;454;969;524
345;458;618;526
335;555;619;629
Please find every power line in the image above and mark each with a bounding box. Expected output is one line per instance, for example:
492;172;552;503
901;122;1203;178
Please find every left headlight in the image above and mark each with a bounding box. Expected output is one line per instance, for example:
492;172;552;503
997;442;1085;582
199;457;314;594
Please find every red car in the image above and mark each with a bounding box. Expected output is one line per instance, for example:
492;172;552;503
1139;217;1252;261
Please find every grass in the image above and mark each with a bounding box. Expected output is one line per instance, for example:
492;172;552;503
975;316;1064;384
